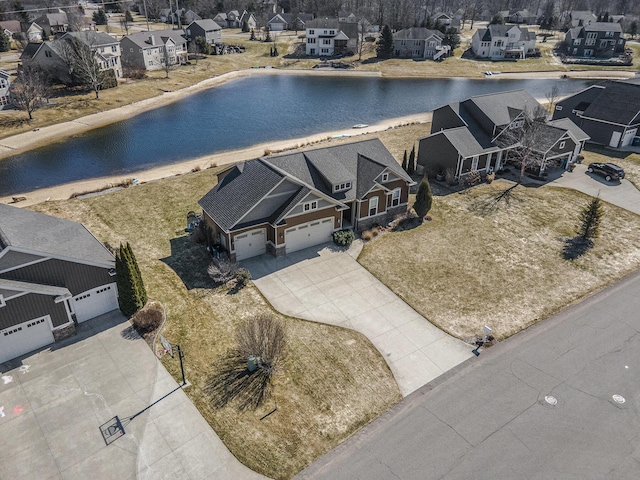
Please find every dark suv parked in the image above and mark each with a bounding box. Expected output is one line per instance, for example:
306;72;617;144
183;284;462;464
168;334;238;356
586;163;625;182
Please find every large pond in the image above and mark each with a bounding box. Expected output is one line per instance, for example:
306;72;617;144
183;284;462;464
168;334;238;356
0;74;592;196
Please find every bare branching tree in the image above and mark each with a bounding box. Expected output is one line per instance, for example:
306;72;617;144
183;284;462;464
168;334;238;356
11;65;50;120
205;316;286;410
68;38;104;99
545;84;560;114
357;18;368;61
162;42;177;79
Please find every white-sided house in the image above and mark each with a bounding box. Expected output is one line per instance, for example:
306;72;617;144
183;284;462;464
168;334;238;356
198;139;415;261
26;22;45;42
471;24;536;60
120;29;187;71
0;69;10;109
0;205;118;364
305;18;357;56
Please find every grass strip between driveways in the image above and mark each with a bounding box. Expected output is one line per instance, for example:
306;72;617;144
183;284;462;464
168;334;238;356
359;181;640;342
31;167;401;480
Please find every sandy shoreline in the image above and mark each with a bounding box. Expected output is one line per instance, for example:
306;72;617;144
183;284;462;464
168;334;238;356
0;67;635;208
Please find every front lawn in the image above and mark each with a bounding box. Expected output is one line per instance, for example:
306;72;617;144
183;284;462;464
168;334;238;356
359;182;640;341
32;167;401;479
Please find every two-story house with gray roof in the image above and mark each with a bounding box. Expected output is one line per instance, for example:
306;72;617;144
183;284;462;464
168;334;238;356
120;29;187;71
562;22;625;58
305;18;357;56
552;80;640;148
393;28;449;60
185;19;222;46
199;139;415;261
0;205;118;364
471;24;536;60
418;90;589;179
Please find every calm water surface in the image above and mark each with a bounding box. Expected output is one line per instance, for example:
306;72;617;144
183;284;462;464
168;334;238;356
0;75;591;195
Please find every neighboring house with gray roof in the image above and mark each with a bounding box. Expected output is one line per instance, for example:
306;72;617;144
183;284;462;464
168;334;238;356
213;13;228;26
185;19;222;45
562;22;625;58
198;139;415;261
22;31;122;83
305;18;357;56
552;81;640;148
120;29;187;71
0;204;118;364
32;12;69;37
418;90;589;179
471;24;536;60
393;28;449;60
0;20;21;39
0;69;10;109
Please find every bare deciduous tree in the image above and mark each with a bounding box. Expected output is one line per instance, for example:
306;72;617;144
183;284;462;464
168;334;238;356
11;65;50;120
66;37;105;98
545;84;560;114
205;316;286;410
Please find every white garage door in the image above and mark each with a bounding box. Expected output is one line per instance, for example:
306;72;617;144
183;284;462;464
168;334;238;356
609;131;622;148
234;229;266;261
285;217;334;254
0;316;54;364
73;283;118;323
622;129;637;147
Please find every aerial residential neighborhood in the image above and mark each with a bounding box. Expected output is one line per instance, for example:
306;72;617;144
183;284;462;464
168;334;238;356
1;0;640;478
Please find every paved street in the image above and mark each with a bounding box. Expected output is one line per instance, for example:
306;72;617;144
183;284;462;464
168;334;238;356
243;241;473;397
298;269;640;479
0;311;265;480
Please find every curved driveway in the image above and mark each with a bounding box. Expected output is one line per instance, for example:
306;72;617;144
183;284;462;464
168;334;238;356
243;242;473;397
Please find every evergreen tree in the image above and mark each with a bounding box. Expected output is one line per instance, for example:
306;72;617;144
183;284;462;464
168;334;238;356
273;44;278;56
578;197;604;241
408;146;416;175
264;27;272;42
92;8;108;25
402;150;408;171
242;20;249;33
443;28;460;50
0;32;10;52
629;21;638;39
125;242;147;306
115;245;139;317
489;14;505;25
376;24;394;59
125;10;134;23
413;177;433;219
250;29;256;41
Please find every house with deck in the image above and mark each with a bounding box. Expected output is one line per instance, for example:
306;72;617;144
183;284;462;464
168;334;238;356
471;24;536;60
305;18;357;56
120;29;187;71
562;22;625;58
393;28;449;60
185;19;222;46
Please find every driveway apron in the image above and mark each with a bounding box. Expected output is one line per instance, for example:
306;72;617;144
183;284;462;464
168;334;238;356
243;242;473;397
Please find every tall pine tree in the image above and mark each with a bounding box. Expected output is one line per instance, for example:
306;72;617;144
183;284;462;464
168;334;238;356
376;25;394;59
408;146;416;175
578;197;604;241
116;245;139;317
402;150;408;171
413;177;433;219
125;242;147;306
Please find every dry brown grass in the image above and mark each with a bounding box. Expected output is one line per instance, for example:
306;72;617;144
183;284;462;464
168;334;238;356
30;166;400;479
359;181;640;342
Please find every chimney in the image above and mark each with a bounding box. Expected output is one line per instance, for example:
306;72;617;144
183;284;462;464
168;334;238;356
149;35;155;45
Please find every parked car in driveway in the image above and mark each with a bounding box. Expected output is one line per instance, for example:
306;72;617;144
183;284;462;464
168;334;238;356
586;162;625;182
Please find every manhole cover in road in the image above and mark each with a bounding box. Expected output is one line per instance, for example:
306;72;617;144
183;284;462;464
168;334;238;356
545;395;558;406
613;394;626;404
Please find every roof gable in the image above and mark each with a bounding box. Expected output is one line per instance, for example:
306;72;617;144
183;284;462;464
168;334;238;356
581;81;640;125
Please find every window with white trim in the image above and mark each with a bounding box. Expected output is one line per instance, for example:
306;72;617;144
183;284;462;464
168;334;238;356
333;182;351;192
555;105;562;111
303;200;318;212
559;141;566;149
381;173;389;182
0;295;5;308
368;197;378;216
391;188;401;207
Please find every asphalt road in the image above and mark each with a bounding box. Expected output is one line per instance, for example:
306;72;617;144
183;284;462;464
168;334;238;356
298;270;640;479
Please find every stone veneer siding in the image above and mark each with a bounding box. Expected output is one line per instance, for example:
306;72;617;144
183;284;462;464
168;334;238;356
357;205;407;232
53;323;76;341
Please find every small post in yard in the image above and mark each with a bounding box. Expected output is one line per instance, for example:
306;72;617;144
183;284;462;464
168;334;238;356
472;326;492;357
176;344;186;386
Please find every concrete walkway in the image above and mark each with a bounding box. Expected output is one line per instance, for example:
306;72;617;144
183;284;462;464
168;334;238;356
549;163;640;215
0;311;266;480
243;242;473;397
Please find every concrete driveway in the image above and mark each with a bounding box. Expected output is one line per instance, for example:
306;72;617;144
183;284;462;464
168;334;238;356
0;311;265;480
549;163;640;215
243;242;473;397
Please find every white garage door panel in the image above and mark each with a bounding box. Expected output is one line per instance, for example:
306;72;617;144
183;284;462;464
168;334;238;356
286;217;334;254
0;316;54;364
609;131;622;148
73;283;118;323
622;129;637;147
234;229;266;261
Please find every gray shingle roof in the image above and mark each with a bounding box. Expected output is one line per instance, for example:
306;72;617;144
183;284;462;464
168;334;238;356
189;19;221;31
533;123;569;152
20;42;41;60
62;31;118;46
441;127;499;157
0;204;115;266
123;29;186;48
0;278;70;297
580;80;640;126
307;18;340;28
394;28;442;40
548;118;590;142
584;22;622;32
467;90;541;127
198;160;284;231
199;139;412;231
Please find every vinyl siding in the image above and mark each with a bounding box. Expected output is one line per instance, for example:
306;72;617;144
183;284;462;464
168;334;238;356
418;134;461;177
431;105;465;133
1;293;69;329
0;259;113;296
